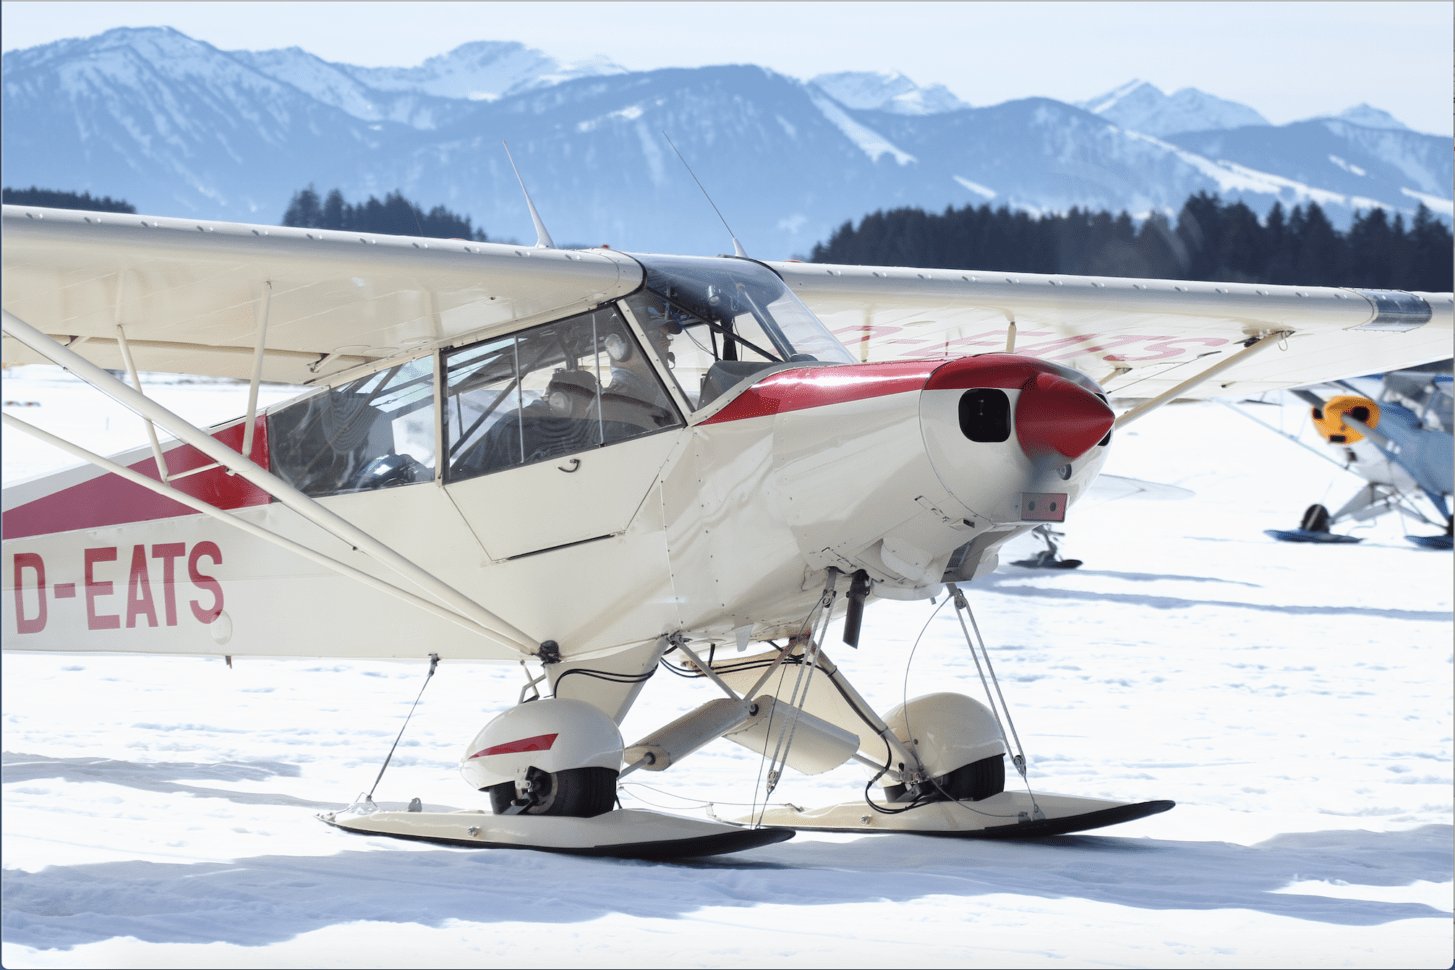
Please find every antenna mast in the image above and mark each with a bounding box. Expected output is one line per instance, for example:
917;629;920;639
502;141;556;249
662;132;747;258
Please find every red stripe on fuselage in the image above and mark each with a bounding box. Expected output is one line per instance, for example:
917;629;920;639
698;354;1103;425
699;360;941;424
2;418;271;540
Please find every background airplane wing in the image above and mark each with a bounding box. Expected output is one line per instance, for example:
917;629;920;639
768;260;1453;402
2;205;643;385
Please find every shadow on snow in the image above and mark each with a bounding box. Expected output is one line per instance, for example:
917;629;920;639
2;817;1449;949
972;573;1450;621
2;752;339;810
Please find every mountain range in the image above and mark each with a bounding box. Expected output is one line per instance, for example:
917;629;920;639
3;27;1450;257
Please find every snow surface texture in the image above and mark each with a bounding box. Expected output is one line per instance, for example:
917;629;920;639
1;367;1452;968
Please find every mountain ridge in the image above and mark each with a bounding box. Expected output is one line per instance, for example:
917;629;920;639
3;27;1448;257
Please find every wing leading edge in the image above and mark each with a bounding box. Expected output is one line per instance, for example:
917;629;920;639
1;205;645;385
768;260;1453;402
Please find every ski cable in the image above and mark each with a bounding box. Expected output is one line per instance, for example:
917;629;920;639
366;653;440;803
946;584;1042;818
881;593;1022;820
764;581;837;794
751;570;838;825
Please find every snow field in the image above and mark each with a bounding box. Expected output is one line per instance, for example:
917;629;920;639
2;366;1451;968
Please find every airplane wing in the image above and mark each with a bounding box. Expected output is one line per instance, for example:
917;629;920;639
2;205;644;385
767;260;1454;403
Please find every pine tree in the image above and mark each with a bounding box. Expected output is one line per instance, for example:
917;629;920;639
282;185;323;228
280;186;488;241
3;186;136;213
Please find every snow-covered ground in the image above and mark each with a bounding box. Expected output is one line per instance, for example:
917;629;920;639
3;366;1451;968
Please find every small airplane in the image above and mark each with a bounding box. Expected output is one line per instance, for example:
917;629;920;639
1009;476;1196;569
1253;363;1453;549
3;197;1451;859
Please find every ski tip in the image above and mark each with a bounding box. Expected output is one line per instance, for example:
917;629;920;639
1405;534;1454;550
1264;528;1362;544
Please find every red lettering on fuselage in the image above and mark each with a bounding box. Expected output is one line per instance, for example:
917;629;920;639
9;543;225;635
151;543;186;627
12;552;46;634
188;541;224;623
84;547;120;630
126;544;159;628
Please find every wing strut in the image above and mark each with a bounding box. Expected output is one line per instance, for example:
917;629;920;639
1;309;538;657
1113;330;1291;429
2;411;525;649
114;323;170;482
239;281;271;463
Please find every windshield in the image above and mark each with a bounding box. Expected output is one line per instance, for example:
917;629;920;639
624;254;852;410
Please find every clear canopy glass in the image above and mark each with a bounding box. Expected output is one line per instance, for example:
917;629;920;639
624;254;853;410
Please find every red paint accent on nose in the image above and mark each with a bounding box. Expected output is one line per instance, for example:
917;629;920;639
1015;372;1115;459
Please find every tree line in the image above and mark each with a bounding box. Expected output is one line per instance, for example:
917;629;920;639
809;192;1453;292
281;185;488;241
0;184;488;243
2;186;136;212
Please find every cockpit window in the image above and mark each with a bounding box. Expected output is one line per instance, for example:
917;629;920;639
624;254;853;410
269;357;436;496
444;305;682;483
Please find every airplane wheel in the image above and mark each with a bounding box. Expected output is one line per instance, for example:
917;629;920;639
1300;503;1331;532
487;766;618;817
934;753;1006;801
886;753;1006;804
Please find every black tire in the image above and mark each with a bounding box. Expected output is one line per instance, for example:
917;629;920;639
936;753;1006;801
1300;503;1331;533
885;753;1006;804
487;766;618;817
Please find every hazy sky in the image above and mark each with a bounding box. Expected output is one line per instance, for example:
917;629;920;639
3;1;1452;135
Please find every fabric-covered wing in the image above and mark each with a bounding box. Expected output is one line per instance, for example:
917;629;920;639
2;206;643;385
768;261;1453;401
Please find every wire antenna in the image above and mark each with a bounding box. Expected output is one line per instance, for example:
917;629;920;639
662;131;747;258
502;141;556;249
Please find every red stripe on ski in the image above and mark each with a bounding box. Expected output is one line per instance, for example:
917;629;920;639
468;733;560;759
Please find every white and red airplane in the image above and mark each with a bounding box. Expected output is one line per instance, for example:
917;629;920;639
3;202;1450;858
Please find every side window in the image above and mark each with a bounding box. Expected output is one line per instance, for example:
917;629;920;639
269;357;436;496
444;306;682;483
624;289;784;411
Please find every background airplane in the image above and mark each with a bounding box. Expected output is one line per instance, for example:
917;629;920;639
1246;361;1453;548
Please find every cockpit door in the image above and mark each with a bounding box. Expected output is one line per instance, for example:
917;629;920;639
446;432;681;560
440;306;685;560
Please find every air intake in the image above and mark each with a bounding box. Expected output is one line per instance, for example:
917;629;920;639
958;389;1011;442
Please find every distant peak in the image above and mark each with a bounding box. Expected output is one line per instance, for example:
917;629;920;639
1078;79;1158;114
1079;80;1269;136
808;70;968;115
1324;103;1411;131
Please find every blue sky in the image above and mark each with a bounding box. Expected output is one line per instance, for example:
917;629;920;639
3;1;1451;134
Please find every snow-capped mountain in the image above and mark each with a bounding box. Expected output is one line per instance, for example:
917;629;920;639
1321;103;1412;131
1078;80;1270;137
227;47;470;129
333;41;624;101
1;27;389;219
2;28;1449;257
230;41;625;129
810;71;969;115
